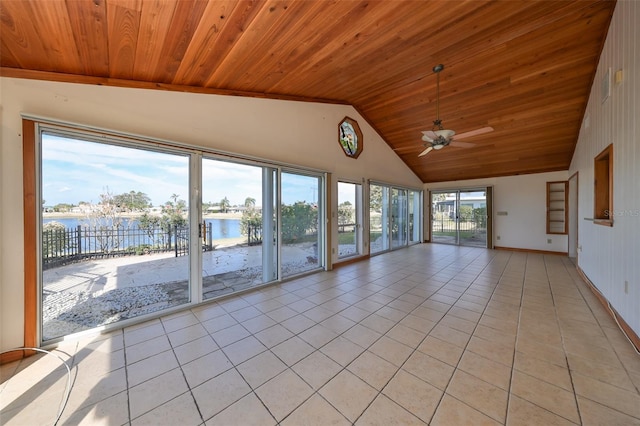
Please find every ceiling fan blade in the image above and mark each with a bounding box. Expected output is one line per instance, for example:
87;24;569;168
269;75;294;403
449;141;476;148
392;146;415;152
418;146;433;157
455;126;494;140
421;131;437;142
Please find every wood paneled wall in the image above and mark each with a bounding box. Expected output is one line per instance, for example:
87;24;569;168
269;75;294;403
569;0;639;337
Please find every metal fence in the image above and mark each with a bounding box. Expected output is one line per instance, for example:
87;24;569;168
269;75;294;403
431;212;488;248
431;212;487;234
42;224;214;270
247;223;263;246
246;222;321;246
338;223;356;233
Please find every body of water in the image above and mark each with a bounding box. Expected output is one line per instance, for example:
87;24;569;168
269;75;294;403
43;217;242;240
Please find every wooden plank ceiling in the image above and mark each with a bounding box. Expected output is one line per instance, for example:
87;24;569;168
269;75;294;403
0;0;615;183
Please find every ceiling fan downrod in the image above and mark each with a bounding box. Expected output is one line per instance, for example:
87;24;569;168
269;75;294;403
433;64;444;130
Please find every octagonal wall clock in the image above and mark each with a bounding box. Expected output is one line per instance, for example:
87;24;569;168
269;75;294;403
338;117;363;159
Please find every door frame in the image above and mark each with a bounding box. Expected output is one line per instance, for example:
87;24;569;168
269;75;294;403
22;117;330;348
429;187;492;248
568;172;579;261
336;179;364;260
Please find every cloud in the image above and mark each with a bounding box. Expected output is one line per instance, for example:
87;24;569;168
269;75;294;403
41;132;324;208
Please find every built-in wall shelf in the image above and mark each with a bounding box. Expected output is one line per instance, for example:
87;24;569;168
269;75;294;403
547;181;568;234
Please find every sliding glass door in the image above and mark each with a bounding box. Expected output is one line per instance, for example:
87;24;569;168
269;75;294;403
41;132;192;341
201;159;277;299
370;183;421;255
281;171;324;278
431;189;488;247
37;125;326;344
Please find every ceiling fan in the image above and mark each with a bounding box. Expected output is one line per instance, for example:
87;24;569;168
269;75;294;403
419;64;493;157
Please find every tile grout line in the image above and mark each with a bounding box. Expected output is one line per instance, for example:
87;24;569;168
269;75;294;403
501;251;525;426
544;254;585;426
160;316;208;426
122;329;134;426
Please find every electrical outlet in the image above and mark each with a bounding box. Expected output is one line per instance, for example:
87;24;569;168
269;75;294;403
547;239;552;244
332;248;335;254
625;281;629;294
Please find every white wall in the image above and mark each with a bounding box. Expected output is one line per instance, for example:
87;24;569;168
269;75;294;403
426;171;569;252
0;77;421;351
569;0;639;337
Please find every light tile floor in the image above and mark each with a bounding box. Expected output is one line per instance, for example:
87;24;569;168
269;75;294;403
2;245;640;425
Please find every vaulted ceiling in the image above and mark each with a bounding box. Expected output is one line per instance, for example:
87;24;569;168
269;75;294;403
0;0;616;183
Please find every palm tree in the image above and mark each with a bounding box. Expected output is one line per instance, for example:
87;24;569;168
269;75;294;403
244;197;256;209
220;196;230;213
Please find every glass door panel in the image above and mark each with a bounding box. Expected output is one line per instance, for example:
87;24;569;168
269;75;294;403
280;171;323;277
41;133;191;341
338;181;361;258
201;159;275;299
459;190;487;247
370;184;390;254
391;188;408;249
408;190;421;243
431;191;458;244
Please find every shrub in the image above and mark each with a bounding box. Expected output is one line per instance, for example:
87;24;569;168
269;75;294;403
282;202;317;243
42;221;71;257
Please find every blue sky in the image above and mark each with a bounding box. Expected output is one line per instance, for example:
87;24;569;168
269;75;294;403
42;134;323;207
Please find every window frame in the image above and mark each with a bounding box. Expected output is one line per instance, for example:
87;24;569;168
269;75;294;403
337;180;363;260
369;180;423;255
23;116;328;346
594;144;613;227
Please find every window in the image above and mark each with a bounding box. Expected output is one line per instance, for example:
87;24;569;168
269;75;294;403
337;181;362;259
408;190;422;243
281;171;324;278
40;131;192;341
391;188;408;249
370;182;422;254
338;117;363;159
26;118;327;345
594;144;613;226
370;184;390;254
201;159;278;299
